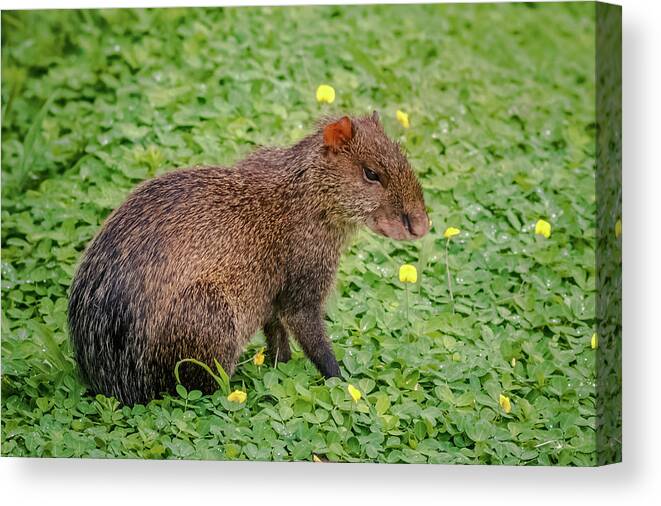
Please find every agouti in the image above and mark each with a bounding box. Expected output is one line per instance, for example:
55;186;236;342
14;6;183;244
68;113;429;405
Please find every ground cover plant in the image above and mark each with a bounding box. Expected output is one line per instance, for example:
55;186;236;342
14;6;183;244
1;3;602;464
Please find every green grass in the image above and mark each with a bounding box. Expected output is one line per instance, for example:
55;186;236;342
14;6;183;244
1;3;600;464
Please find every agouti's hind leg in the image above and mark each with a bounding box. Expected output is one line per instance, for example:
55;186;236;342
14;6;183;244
158;280;240;396
264;316;291;365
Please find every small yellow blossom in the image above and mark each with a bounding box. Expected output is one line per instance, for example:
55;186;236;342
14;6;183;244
591;333;598;349
535;219;551;238
399;264;418;284
443;226;460;239
312;454;322;463
315;84;335;104
615;219;622;238
253;348;265;366
396;109;410;128
511;357;517;367
499;394;512;414
227;390;247;403
347;384;362;402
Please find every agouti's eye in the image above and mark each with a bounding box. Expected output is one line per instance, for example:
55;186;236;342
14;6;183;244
363;166;380;183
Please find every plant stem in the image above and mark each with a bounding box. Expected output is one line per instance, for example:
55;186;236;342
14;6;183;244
445;238;454;312
345;402;354;447
405;283;410;323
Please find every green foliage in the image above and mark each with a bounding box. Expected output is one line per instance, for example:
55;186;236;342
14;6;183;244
175;358;231;395
1;3;599;464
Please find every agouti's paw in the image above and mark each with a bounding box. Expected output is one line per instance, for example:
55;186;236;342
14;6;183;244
267;347;292;366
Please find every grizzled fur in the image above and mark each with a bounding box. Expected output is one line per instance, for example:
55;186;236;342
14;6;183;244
68;113;428;405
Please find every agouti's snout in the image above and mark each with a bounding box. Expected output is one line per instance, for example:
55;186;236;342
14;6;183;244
402;210;430;238
366;206;429;241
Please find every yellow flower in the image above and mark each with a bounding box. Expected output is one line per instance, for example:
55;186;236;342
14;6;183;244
227;390;247;403
535;219;551;238
347;384;362;402
316;84;335;104
511;357;516;367
499;394;512;414
443;226;460;239
253;348;265;366
396;109;410;128
399;264;417;284
615;219;622;238
591;333;598;349
312;454;322;463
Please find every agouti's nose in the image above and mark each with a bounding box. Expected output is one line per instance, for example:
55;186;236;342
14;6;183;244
402;211;429;238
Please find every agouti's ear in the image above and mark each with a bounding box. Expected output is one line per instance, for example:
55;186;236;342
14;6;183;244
372;110;380;123
323;116;353;151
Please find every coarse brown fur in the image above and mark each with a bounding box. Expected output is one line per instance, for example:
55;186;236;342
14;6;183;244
68;113;429;405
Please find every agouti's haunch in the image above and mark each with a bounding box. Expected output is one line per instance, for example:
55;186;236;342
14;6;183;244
68;113;429;404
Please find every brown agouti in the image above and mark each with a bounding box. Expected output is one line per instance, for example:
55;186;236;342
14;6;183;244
68;113;429;405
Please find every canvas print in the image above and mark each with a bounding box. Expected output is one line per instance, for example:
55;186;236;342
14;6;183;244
1;1;621;465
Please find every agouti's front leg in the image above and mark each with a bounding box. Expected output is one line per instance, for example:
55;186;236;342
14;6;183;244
264;316;291;365
283;306;341;379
